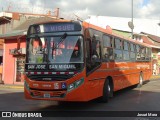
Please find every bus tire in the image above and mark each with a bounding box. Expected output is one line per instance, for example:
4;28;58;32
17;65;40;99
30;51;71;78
137;72;143;88
99;79;113;103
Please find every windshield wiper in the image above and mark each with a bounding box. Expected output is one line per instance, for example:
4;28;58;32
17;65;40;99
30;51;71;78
52;33;67;59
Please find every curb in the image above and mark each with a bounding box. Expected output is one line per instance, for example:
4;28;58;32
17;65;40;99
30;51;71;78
150;77;160;81
0;85;24;89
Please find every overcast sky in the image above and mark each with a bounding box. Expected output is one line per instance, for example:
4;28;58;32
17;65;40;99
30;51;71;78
0;0;160;20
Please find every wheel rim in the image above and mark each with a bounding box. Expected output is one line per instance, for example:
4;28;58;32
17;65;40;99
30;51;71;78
108;84;111;94
140;75;143;85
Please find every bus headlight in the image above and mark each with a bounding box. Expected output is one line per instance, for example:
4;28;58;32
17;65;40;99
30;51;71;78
67;78;84;92
24;80;30;91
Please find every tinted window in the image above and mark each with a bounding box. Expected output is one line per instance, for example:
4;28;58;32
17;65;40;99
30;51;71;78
103;35;112;47
130;52;136;60
123;51;130;60
136;45;141;60
136;45;140;52
114;50;123;60
124;41;129;51
146;48;151;61
115;38;122;49
103;35;114;61
103;48;114;61
130;43;135;52
141;47;146;60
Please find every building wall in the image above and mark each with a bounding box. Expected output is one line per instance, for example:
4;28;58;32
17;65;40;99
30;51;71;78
86;16;160;36
0;12;52;35
153;41;160;46
3;38;26;84
152;48;160;75
113;30;131;38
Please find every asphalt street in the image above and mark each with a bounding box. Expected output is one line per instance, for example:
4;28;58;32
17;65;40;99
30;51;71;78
0;80;160;120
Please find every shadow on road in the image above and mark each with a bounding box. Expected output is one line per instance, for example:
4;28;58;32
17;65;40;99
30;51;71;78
0;80;160;112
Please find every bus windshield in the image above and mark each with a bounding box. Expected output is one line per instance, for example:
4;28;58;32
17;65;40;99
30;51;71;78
27;35;84;64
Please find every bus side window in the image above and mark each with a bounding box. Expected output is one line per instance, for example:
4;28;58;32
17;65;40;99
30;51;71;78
130;43;136;61
86;36;101;74
91;35;102;62
141;47;146;60
91;35;100;59
123;41;130;61
114;38;123;60
136;45;141;60
146;48;151;61
103;35;113;61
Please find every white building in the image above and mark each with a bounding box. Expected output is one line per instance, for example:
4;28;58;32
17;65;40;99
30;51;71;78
86;16;160;36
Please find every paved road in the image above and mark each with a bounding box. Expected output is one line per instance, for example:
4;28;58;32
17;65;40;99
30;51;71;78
0;80;160;120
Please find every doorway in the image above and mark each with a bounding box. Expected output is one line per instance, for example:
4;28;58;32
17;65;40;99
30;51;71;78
16;56;25;82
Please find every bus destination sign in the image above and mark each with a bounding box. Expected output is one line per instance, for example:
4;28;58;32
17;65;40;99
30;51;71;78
25;63;80;71
49;64;76;70
26;64;47;70
44;24;75;32
29;22;82;34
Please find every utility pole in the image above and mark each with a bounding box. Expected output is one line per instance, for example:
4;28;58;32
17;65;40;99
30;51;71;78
131;0;134;39
55;8;59;18
128;0;134;39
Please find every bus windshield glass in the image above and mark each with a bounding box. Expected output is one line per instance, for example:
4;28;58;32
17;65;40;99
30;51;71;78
27;35;84;65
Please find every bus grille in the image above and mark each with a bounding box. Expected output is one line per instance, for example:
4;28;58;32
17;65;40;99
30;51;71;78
27;74;73;81
30;90;66;98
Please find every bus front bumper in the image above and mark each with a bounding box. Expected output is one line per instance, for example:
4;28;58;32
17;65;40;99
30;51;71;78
24;78;88;101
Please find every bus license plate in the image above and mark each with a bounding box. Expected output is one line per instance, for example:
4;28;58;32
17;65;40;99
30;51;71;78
44;93;50;98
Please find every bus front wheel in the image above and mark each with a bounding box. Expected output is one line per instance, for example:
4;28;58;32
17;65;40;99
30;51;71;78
99;79;113;103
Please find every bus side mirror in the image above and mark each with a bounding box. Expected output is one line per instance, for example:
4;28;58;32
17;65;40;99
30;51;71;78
92;55;98;60
91;55;96;65
91;55;100;65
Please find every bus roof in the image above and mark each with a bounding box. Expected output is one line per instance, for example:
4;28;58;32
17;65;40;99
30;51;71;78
30;19;73;26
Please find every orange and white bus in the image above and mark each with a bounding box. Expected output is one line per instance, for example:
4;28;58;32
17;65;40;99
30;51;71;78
24;19;152;102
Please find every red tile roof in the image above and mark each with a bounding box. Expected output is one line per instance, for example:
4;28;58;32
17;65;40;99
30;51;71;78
141;36;154;45
141;32;160;43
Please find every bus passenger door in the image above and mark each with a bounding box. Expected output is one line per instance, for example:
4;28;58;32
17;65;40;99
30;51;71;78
85;38;102;100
